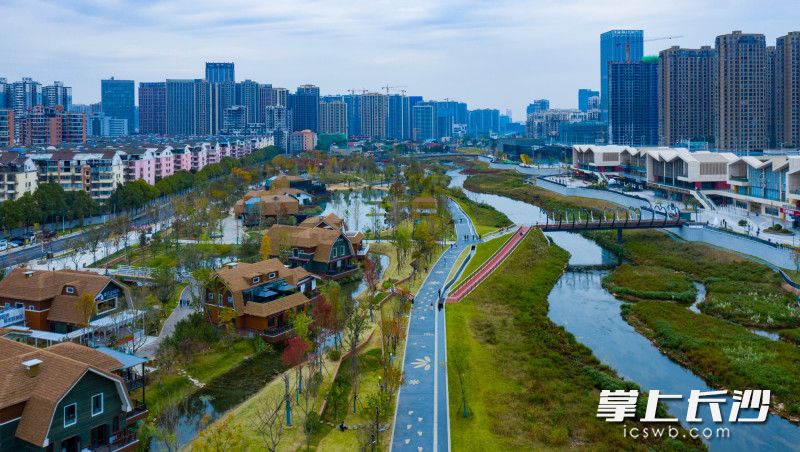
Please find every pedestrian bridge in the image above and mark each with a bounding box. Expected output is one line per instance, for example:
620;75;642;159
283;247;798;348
531;206;690;242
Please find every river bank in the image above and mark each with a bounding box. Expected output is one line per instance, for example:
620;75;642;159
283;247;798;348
446;230;703;450
449;168;800;450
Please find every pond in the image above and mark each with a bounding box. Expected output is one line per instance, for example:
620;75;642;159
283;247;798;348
150;348;285;450
448;169;800;451
319;188;386;234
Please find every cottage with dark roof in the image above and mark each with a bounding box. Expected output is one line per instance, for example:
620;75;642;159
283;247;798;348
203;259;321;341
0;269;137;346
0;337;143;451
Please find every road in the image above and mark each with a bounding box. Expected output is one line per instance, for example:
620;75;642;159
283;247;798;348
0;200;175;270
390;200;477;452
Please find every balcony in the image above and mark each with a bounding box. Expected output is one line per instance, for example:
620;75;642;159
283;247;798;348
125;403;149;426
91;429;139;452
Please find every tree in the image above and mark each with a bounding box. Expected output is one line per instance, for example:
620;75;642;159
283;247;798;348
255;392;285;452
260;234;272;260
363;256;380;321
343;303;368;414
282;336;309;400
151;267;178;308
364;390;392;451
85;226;105;265
320;282;344;349
74;292;97;342
792;246;800;274
66;236;88;270
193;416;246;452
392;222;413;271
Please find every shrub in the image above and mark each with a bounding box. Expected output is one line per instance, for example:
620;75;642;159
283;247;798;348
326;348;342;361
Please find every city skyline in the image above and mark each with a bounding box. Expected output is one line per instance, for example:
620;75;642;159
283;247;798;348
2;0;798;119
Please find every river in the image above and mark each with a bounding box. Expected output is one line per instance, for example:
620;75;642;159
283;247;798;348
448;169;800;451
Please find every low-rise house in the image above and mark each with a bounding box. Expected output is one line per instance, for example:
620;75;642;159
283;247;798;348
233;190;301;226
120;148;156;185
0;151;38;201
266;173;326;196
203;259;320;341
0;269;140;347
0;337;144;451
266;220;358;279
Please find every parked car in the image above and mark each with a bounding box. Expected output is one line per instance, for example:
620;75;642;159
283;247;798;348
0;240;11;251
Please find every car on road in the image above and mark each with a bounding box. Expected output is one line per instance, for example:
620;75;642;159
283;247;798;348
0;240;14;251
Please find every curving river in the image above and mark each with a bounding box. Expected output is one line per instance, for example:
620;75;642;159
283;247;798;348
448;170;800;451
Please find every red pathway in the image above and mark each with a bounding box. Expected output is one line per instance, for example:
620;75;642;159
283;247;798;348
446;226;530;303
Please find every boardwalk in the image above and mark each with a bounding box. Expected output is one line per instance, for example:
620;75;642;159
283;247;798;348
446;227;530;303
391;201;477;452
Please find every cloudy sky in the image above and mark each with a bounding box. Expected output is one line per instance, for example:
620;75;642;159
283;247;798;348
1;0;797;119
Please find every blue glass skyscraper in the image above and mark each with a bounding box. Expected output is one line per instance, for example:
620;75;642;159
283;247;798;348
101;78;135;134
607;57;658;146
600;30;644;114
205;62;235;83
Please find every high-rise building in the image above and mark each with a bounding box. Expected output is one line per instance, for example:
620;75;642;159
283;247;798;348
714;31;768;152
138;82;166;135
265;106;293;150
469;109;500;136
608;57;659;146
205;62;235;83
258;84;272;123
289;85;320;132
526;99;550;116
360;92;388;139
344;94;362;137
600;30;644;114
775;32;800;148
319;97;348;135
17;106;85;146
236;80;261;125
223;105;247;133
101;78;135;134
43;81;72;110
0;78;8;109
0;110;14;147
10;78;42;117
271;87;288;107
194;79;212;135
210;81;235;135
166;79;196;135
387;94;411;140
578;89;599;112
412;103;437;141
658;46;716;146
87;112;128;137
436;101;468;125
766;46;777;149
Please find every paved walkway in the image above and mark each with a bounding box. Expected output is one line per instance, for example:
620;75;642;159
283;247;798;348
446;227;530;303
136;282;199;359
391;201;477;452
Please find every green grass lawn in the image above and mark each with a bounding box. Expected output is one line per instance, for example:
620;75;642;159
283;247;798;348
448;187;513;237
464;170;623;214
446;230;702;450
587;230;800;329
626;301;800;418
779;328;800;345
454;233;511;286
603;264;696;303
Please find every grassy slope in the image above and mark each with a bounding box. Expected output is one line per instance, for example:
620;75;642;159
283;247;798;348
603;264;696;303
448;187;513;236
626;301;800;417
446;230;702;451
464;170;622;213
453;233;511;286
588;230;799;329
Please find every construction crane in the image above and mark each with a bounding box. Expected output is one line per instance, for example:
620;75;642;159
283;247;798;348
644;35;684;42
347;89;370;95
382;85;408;95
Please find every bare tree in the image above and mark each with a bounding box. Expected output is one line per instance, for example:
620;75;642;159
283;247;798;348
66;236;88;270
85;226;104;265
255;392;285;452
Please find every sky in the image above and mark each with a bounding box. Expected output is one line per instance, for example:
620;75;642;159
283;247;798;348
1;0;798;120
